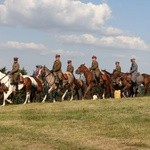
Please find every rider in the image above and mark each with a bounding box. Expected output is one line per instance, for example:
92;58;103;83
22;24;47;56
66;60;74;74
113;61;121;72
9;57;20;92
52;54;63;88
89;55;100;85
130;57;138;93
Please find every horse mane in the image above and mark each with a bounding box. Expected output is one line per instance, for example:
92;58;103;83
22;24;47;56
102;70;112;76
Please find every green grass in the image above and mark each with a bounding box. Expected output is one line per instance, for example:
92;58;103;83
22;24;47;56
0;97;150;150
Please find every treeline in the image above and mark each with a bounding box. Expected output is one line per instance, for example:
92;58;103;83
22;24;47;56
0;67;28;75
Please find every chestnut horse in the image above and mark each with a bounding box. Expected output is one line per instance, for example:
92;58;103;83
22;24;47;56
139;73;150;95
39;66;75;102
75;64;98;99
0;71;43;106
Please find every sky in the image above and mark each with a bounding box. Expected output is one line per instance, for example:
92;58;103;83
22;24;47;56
0;0;150;75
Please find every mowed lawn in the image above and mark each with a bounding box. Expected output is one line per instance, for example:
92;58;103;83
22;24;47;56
0;97;150;150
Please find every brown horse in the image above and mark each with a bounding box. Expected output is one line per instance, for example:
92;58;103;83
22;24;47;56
20;74;43;104
100;70;114;98
74;78;86;100
75;64;98;99
139;73;150;95
111;71;136;97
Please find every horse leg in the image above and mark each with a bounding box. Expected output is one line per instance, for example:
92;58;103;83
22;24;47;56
2;97;6;106
62;89;68;101
102;89;105;99
42;86;53;103
70;89;74;101
23;91;30;104
83;85;92;99
2;91;13;106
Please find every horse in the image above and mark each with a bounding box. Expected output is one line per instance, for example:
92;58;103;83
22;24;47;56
75;64;100;99
73;78;86;100
20;75;43;104
0;71;43;106
100;70;114;98
111;71;137;97
138;73;150;95
39;66;75;102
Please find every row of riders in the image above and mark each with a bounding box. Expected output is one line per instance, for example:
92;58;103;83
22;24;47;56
0;55;150;106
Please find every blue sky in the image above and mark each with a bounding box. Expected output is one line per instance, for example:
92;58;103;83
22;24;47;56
0;0;150;75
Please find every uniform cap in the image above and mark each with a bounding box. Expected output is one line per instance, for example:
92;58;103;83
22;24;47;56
67;60;72;63
14;57;18;61
55;54;60;58
92;55;97;59
130;57;136;60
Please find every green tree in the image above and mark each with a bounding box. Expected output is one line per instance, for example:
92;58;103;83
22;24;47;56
20;67;28;75
0;67;7;74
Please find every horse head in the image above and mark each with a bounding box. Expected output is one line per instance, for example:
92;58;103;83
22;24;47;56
39;65;48;78
75;64;88;74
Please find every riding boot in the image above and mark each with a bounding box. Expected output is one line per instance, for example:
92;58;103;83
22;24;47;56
15;83;19;93
95;76;100;85
59;80;63;88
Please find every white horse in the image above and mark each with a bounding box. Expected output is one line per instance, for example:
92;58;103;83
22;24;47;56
0;72;43;106
0;71;24;106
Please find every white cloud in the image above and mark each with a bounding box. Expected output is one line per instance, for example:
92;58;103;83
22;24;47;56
0;0;111;31
102;26;124;35
0;40;85;56
0;41;47;50
60;34;150;51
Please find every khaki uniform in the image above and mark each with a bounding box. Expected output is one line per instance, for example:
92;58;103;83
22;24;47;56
52;60;62;82
67;64;74;74
10;62;20;84
114;65;121;72
89;60;100;82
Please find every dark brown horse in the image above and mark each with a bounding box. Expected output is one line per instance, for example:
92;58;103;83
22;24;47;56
111;71;136;97
100;70;114;98
74;78;86;100
75;64;98;99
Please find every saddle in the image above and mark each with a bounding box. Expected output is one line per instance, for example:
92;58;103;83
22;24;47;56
62;73;68;80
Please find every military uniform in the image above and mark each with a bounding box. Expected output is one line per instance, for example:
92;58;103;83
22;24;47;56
114;62;121;72
66;60;74;74
89;56;100;83
10;57;20;92
130;59;138;83
52;54;63;84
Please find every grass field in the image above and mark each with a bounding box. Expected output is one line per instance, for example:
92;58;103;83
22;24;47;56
0;97;150;150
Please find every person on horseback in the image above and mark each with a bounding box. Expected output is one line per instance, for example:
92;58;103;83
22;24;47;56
52;54;63;88
9;57;20;92
130;57;138;93
89;55;100;85
113;61;121;73
66;60;74;74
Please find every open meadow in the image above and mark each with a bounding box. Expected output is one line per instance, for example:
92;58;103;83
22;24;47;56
0;97;150;150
